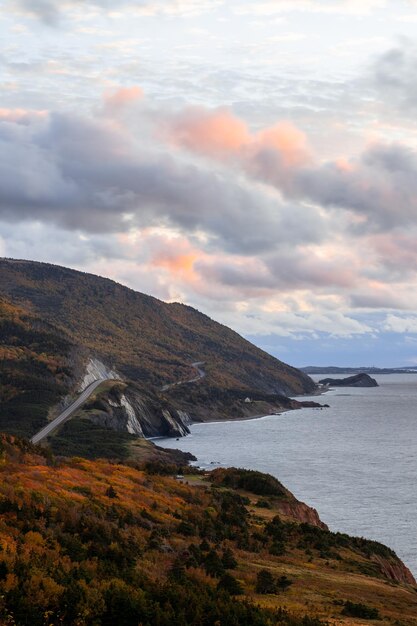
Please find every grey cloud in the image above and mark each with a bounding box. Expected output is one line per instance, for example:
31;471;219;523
0;111;325;254
15;0;60;25
0;219;127;269
265;250;356;290
350;291;410;310
372;40;417;112
12;0;219;25
236;135;417;234
195;246;356;294
295;144;417;232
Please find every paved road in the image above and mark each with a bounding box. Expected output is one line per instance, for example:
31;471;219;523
189;361;206;382
31;379;108;445
161;361;206;391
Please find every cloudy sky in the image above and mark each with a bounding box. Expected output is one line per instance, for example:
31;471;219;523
2;0;417;366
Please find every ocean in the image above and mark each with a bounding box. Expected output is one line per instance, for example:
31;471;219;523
158;373;417;576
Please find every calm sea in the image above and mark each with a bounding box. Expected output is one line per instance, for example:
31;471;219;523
159;373;417;576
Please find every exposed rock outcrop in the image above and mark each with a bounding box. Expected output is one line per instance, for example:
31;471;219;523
79;357;121;391
82;382;191;438
275;500;328;530
319;373;378;387
371;554;416;586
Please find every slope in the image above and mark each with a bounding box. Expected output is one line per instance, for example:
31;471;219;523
0;258;316;444
0;435;415;626
0;258;313;396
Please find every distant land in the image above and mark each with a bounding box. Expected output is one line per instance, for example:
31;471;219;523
302;365;417;374
318;373;378;388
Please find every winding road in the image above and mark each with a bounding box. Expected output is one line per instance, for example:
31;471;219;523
161;361;206;391
31;379;108;445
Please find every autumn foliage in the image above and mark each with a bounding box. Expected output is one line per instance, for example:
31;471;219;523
0;438;414;625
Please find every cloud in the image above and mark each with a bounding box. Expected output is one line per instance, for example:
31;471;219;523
370;233;417;276
384;314;417;333
0;108;325;254
165;106;250;157
164;105;417;234
220;309;373;339
102;86;144;116
235;0;387;16
350;289;410;310
372;39;417;113
10;0;220;25
165;106;311;168
0;108;47;123
296;143;417;232
3;97;417;344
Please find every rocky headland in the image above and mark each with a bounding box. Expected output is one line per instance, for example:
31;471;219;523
319;372;379;387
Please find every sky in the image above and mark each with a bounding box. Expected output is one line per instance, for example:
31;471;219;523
2;0;417;367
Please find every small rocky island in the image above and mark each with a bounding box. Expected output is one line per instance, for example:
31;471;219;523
319;372;379;387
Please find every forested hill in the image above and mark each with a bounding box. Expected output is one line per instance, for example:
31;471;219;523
0;258;315;446
0;258;314;396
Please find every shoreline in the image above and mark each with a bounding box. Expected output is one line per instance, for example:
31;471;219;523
191;386;331;427
148;392;331;441
147;387;331;441
192;403;328;427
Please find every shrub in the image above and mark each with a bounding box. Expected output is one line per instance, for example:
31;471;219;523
342;601;380;619
277;575;293;592
210;468;287;497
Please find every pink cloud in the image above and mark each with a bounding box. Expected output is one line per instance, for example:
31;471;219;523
371;233;417;270
0;108;48;124
253;122;311;167
165;106;250;157
103;86;144;115
164;106;311;169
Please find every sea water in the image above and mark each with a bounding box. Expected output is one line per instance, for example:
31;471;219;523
159;374;417;576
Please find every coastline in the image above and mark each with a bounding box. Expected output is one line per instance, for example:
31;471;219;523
190;386;330;427
191;403;328;427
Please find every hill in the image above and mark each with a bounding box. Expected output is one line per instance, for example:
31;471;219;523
0;435;415;626
0;258;315;449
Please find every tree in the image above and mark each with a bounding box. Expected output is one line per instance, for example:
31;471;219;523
217;573;243;595
256;570;277;594
204;550;225;578
222;547;237;569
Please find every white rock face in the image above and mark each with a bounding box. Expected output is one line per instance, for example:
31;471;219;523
177;410;192;426
79;358;121;391
162;409;190;436
120;394;144;436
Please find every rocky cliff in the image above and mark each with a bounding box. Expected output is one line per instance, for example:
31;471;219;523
81;378;192;438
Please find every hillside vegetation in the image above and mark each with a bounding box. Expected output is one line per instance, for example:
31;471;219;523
0;258;314;396
0;435;415;626
0;297;79;438
0;258;315;445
